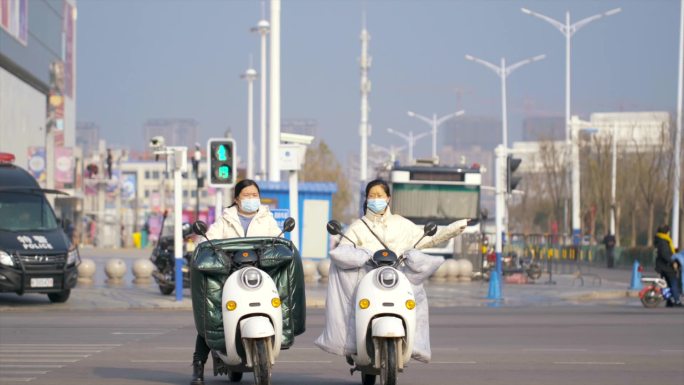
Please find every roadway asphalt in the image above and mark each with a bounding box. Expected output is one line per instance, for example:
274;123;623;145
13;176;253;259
0;306;682;385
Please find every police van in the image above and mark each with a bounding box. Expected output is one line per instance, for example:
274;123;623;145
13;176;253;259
0;153;79;302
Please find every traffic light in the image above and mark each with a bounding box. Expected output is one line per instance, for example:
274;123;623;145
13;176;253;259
506;155;522;193
207;138;236;187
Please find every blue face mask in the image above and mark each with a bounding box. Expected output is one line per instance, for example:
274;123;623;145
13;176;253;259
240;198;260;213
367;199;388;213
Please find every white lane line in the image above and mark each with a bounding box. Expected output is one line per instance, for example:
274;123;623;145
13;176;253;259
524;348;588;352
0;378;35;382
0;350;101;354
554;361;625;365
153;347;192;350
0;365;64;369
279;360;333;363
0;354;90;358
130;360;187;363
0;359;80;363
0;371;48;374
431;361;477;364
0;344;120;347
111;332;165;335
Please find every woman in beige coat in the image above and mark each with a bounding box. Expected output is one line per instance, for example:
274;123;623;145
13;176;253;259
191;179;281;385
315;179;468;363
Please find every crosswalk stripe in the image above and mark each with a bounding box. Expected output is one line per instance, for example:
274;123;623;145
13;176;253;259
0;350;101;353
0;365;64;368
0;344;119;347
0;359;80;363
0;378;35;382
0;371;48;375
0;354;90;358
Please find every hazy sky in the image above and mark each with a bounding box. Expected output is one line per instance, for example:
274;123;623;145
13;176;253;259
77;0;680;162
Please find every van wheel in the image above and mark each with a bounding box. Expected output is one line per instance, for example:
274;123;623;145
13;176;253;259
48;290;71;303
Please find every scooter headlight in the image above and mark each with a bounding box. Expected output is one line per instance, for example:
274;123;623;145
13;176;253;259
241;268;262;289
377;267;399;289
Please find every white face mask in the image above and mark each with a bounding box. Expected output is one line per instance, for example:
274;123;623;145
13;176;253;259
367;199;388;213
240;198;260;213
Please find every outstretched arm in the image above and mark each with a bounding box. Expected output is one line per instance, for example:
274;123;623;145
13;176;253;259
415;219;468;250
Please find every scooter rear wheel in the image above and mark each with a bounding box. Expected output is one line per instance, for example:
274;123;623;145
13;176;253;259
379;339;397;385
252;338;271;385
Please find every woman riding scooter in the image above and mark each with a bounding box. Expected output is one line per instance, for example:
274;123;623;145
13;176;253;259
315;179;468;364
190;179;282;385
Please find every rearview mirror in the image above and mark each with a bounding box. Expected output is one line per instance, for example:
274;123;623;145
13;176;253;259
423;222;438;237
326;220;343;236
192;221;208;236
283;217;296;233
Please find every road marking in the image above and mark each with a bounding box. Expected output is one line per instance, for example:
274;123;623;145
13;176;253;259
0;371;48;375
111;332;165;335
0;354;90;358
554;361;625;365
431;361;477;364
279;360;333;363
0;365;64;369
0;359;80;363
0;344;120;347
153;347;192;350
130;360;188;363
0;350;102;353
0;378;35;382
524;348;588;352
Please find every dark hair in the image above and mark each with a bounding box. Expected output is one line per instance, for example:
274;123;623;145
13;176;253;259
229;179;261;208
363;179;391;212
657;224;670;234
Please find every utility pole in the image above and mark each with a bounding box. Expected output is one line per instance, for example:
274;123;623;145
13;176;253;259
672;0;684;247
252;4;270;180
242;63;257;179
359;13;372;183
268;0;281;181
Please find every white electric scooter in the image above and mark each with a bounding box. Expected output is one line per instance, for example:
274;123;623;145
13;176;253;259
326;220;437;385
193;218;295;385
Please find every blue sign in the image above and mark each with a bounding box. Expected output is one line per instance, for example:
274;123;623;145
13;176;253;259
271;209;290;230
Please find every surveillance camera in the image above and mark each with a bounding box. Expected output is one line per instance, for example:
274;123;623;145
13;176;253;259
280;132;314;146
149;136;165;148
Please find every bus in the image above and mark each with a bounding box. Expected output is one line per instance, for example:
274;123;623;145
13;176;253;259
388;165;481;259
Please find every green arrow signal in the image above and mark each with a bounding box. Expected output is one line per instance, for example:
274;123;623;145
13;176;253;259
216;144;228;161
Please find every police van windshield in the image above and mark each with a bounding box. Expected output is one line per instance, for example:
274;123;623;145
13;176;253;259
0;192;59;231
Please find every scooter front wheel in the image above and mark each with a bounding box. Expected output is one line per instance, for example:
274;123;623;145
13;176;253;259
252;338;271;385
379;338;397;385
361;373;377;385
228;371;243;382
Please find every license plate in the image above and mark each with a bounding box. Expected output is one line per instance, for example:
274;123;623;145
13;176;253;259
30;278;54;288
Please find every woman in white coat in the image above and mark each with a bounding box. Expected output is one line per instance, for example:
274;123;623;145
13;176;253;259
191;179;281;385
315;179;468;363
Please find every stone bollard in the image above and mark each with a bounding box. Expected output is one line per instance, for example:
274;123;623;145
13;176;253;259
132;259;155;285
317;259;331;283
77;259;96;285
302;260;318;283
456;259;473;282
430;261;448;283
445;259;460;281
105;258;126;284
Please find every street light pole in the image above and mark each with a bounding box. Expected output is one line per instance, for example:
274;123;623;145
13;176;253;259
407;110;465;159
268;0;281;182
672;0;684;248
610;122;617;236
242;65;257;179
252;7;270;181
521;6;621;245
465;53;545;149
387;128;429;165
